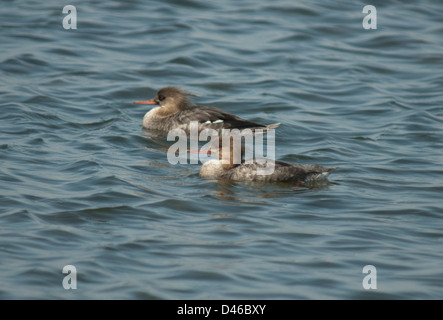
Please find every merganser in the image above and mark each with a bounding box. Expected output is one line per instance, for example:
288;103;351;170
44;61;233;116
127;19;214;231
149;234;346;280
134;86;280;134
197;137;337;183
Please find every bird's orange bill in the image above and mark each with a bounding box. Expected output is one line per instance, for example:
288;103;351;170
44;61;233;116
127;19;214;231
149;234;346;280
134;99;158;104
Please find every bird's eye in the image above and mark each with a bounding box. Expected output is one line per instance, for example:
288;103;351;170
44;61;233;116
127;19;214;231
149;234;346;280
158;95;165;101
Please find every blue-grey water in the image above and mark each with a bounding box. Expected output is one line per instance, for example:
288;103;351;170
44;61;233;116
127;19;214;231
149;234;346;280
1;0;443;299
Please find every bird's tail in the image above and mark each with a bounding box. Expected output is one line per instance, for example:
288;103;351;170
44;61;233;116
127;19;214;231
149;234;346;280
265;123;280;130
306;167;338;181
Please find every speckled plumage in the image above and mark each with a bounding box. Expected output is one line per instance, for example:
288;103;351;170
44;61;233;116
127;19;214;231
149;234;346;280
137;86;280;134
198;137;337;183
199;159;336;182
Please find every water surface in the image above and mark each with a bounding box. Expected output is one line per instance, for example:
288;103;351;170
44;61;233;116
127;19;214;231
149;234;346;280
1;0;443;299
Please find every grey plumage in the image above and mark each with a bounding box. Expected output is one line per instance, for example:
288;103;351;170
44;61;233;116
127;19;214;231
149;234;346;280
200;159;336;183
139;86;280;134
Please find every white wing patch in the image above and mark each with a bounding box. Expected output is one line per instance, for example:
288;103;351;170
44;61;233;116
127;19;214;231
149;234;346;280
203;119;224;124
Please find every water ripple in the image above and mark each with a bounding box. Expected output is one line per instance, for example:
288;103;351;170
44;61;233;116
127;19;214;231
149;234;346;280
1;0;443;300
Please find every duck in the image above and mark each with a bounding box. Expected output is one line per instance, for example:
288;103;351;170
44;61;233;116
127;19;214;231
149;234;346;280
197;137;337;183
134;86;279;134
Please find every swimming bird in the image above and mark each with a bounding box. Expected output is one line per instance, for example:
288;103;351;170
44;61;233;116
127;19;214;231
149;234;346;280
197;137;336;183
134;86;279;134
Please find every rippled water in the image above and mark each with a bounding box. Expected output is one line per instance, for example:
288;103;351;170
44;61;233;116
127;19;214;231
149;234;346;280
1;0;443;299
